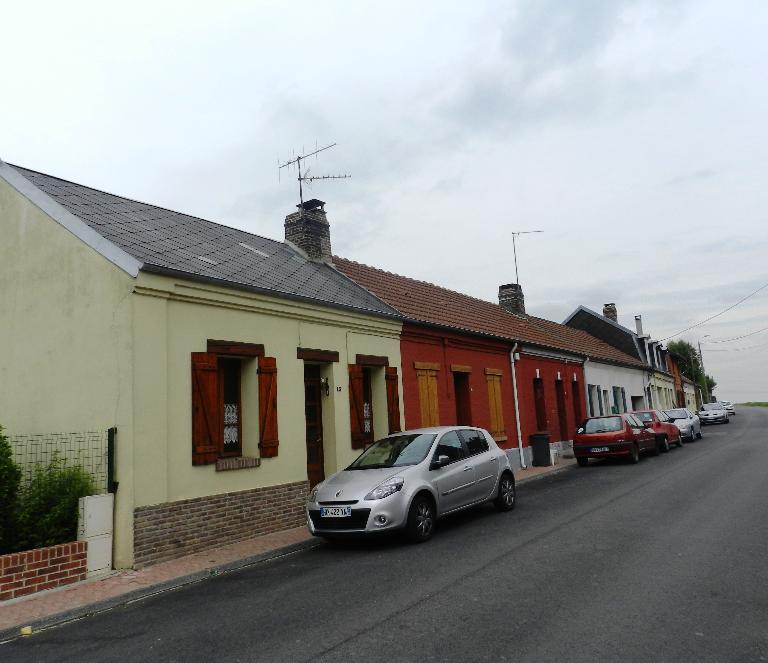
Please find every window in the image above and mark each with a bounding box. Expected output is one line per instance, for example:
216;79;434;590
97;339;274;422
485;369;506;442
582;416;623;433
459;429;489;455
347;433;436;469
587;384;596;417
433;430;465;464
220;359;242;456
191;344;278;466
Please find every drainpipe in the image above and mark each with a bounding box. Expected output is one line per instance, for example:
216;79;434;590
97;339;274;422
582;357;590;416
509;344;527;469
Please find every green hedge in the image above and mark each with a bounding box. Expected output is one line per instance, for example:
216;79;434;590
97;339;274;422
0;427;21;554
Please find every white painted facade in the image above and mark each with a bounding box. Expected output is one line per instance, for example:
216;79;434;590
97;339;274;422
583;361;648;417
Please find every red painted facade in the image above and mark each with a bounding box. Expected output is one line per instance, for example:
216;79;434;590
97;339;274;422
400;322;586;448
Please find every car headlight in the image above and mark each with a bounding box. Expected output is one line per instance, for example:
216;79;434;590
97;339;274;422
307;485;321;503
365;476;404;500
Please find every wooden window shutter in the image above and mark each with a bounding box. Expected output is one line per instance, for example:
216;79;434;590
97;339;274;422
385;367;402;434
485;372;506;441
191;352;220;465
258;356;279;457
416;368;440;428
349;364;367;448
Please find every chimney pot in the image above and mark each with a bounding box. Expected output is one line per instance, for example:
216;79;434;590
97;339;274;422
499;283;526;315
284;199;333;263
603;303;618;322
634;315;644;336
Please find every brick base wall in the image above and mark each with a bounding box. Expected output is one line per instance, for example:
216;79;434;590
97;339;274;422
133;480;309;568
0;541;88;601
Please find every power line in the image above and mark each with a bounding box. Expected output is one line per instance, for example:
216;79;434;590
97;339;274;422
658;280;768;342
703;324;768;344
703;339;768;353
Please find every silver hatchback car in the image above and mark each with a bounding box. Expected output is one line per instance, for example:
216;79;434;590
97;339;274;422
306;426;516;542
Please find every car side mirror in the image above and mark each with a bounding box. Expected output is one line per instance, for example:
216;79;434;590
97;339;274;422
430;454;450;470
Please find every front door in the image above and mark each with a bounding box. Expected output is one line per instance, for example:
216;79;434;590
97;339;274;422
304;365;325;488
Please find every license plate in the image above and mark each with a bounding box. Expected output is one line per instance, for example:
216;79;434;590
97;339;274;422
320;506;352;518
590;447;610;453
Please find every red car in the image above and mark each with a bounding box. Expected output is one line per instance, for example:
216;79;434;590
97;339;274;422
631;409;683;451
573;413;657;466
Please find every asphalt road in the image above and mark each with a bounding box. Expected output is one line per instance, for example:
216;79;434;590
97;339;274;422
4;407;768;663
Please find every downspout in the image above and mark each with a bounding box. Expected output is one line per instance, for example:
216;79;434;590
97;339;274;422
582;357;590;417
509;344;527;469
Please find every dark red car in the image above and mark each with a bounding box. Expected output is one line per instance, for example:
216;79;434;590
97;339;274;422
573;413;657;466
631;409;683;451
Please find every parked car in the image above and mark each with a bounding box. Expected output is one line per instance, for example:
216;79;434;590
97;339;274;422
664;408;702;442
305;427;516;543
700;402;730;424
631;409;684;450
720;401;736;416
573;413;657;466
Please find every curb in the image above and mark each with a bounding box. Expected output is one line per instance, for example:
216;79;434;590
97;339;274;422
0;538;319;644
515;462;577;486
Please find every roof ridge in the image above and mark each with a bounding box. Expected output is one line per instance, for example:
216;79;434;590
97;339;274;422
334;255;517;311
10;164;282;249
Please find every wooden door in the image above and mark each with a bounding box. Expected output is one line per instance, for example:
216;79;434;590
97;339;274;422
304;365;325;487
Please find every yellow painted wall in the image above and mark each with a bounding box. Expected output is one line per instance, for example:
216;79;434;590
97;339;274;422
130;273;402;555
0;176;137;567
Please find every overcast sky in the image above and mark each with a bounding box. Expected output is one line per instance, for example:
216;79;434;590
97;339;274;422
3;0;766;402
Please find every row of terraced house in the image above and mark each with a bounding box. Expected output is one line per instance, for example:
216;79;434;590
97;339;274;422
0;160;699;569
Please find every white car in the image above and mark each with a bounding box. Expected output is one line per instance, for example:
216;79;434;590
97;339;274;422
306;426;516;542
720;401;736;416
664;408;702;442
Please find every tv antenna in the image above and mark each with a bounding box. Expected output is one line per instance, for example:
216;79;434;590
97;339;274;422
511;230;544;284
278;142;350;211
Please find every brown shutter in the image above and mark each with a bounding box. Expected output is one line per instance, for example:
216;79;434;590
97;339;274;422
385;367;402;434
191;352;220;465
349;364;367;448
416;368;440;427
485;371;506;441
258;356;279;457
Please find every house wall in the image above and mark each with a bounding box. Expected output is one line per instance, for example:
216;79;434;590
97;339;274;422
0;177;135;437
582;362;648;416
514;350;585;444
683;382;698;411
650;372;676;410
399;324;518;447
127;272;402;567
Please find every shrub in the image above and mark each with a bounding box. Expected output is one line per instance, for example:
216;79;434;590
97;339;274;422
14;455;96;552
0;426;21;554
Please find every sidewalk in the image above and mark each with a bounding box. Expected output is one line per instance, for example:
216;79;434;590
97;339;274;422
0;459;574;642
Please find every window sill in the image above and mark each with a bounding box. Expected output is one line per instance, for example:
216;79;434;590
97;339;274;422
216;456;261;472
493;435;508;443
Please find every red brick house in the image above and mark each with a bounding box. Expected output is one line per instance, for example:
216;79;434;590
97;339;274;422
334;259;640;467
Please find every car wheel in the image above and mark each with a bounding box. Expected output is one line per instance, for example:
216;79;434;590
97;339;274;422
677;435;684;448
725;418;730;424
658;436;670;453
407;495;436;543
696;430;703;439
576;457;589;467
628;444;640;464
494;473;516;511
650;440;660;456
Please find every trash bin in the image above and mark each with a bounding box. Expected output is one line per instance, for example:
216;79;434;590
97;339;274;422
529;432;552;467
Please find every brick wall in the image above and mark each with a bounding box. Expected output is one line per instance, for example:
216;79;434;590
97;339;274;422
0;541;88;601
133;480;309;568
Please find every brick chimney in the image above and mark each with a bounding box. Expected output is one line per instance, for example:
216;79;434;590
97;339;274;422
603;303;618;321
284;199;332;263
499;283;526;315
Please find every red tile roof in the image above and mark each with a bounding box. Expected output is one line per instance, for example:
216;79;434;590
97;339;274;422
334;257;644;368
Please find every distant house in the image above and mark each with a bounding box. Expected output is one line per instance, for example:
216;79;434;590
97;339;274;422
0;162;404;568
564;304;678;411
334;262;644;465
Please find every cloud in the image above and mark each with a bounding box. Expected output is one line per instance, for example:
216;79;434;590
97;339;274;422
664;168;718;187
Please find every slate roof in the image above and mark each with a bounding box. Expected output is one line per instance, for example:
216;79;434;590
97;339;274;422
9;165;399;318
333;257;645;368
563;306;642;359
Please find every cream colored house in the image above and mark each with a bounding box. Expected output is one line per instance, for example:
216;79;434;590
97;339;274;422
0;161;403;568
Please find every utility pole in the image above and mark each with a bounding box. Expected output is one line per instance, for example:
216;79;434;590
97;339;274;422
698;335;710;403
511;230;544;284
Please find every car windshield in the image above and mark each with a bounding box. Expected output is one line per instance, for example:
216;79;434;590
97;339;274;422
634;411;653;422
346;433;436;470
702;403;724;411
665;409;688;420
582;417;623;433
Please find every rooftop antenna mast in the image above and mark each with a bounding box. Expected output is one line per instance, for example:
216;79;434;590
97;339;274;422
278;142;351;212
511;230;544;284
